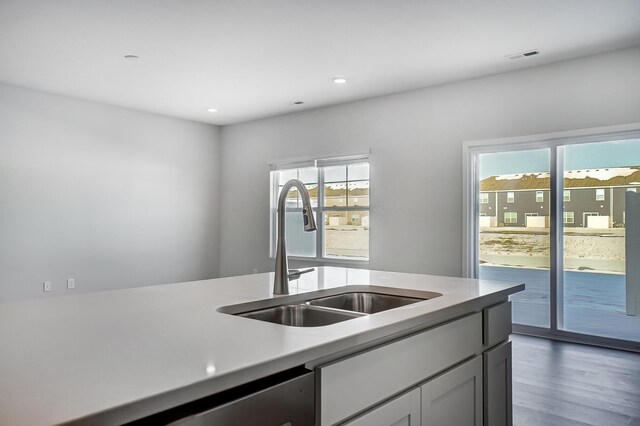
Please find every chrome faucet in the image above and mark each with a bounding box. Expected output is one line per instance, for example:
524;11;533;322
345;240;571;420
274;179;317;294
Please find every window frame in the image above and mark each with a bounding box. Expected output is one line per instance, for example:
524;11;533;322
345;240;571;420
536;191;544;202
269;154;370;265
563;190;571;202
462;121;640;353
504;211;518;224
479;192;489;204
595;188;605;201
563;211;574;224
506;191;515;203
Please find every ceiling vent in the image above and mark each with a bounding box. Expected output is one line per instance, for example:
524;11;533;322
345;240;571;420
506;50;540;60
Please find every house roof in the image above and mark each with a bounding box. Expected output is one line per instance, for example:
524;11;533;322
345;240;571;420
480;166;640;191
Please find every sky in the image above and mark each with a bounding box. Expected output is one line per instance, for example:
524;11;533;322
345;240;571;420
479;139;640;179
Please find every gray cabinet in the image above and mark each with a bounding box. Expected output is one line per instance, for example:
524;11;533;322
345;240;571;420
484;340;513;426
318;301;514;426
483;301;512;349
342;388;421;426
342;356;483;426
421;356;483;426
317;313;482;426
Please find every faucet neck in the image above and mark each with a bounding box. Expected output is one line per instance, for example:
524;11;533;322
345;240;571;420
277;180;312;230
274;179;316;295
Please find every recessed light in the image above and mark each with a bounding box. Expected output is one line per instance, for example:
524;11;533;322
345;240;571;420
207;108;219;113
333;77;347;84
124;54;140;60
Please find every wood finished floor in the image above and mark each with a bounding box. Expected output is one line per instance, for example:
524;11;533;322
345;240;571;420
512;334;640;426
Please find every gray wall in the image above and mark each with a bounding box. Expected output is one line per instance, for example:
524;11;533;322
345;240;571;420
3;46;639;300
0;84;221;301
219;46;640;278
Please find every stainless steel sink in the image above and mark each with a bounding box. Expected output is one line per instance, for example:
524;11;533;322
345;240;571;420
238;304;365;327
306;292;424;314
218;285;443;327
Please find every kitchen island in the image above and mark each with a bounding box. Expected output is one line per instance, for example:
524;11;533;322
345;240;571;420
0;267;523;425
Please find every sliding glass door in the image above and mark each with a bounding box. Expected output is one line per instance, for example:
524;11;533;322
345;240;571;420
477;149;550;329
561;140;640;342
469;131;640;350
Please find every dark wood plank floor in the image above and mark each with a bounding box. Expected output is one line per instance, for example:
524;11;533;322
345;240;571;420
512;334;640;426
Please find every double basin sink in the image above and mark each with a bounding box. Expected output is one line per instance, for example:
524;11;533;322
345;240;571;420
218;286;442;327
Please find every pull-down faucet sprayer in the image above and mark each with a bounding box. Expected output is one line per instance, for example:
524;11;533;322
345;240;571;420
274;179;317;294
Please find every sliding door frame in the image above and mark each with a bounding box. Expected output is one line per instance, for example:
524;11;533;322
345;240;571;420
462;122;640;352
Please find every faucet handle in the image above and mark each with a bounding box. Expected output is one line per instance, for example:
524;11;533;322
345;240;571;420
287;268;315;280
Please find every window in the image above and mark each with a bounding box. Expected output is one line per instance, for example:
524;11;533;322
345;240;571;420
480;192;489;204
563;190;571;202
507;192;515;203
525;213;539;217
271;158;369;261
596;188;605;201
536;191;544;202
504;212;517;224
628;188;637;192
563;211;574;224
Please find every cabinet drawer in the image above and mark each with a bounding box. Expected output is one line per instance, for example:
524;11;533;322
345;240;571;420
317;313;482;426
483;301;511;348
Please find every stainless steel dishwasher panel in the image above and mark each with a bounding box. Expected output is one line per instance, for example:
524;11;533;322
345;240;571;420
169;371;314;426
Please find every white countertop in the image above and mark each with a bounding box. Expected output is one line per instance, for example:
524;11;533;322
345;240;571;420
0;267;523;425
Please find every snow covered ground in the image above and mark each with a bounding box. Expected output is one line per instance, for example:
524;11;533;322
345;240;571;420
480;227;626;274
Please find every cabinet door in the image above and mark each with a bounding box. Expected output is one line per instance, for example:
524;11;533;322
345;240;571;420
421;356;483;426
484;340;512;426
318;313;481;426
342;388;421;426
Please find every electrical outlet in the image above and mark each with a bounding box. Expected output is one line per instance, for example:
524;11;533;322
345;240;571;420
43;281;52;292
67;278;75;290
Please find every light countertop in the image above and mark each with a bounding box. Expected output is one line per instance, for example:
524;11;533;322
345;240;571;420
0;267;523;425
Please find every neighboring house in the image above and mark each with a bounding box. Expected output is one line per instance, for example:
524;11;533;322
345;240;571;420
480;166;640;228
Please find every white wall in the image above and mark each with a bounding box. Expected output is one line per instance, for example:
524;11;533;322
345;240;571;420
219;46;640;278
0;84;221;301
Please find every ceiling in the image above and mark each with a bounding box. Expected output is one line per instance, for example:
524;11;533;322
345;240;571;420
1;1;639;126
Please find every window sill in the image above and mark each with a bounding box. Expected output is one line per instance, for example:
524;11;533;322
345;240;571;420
286;256;370;268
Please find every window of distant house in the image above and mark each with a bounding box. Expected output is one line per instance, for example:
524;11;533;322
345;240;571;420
480;193;489;204
270;156;370;261
628;188;637;192
504;212;517;224
536;191;544;202
563;212;574;224
563;190;571;202
596;188;605;201
507;192;515;203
